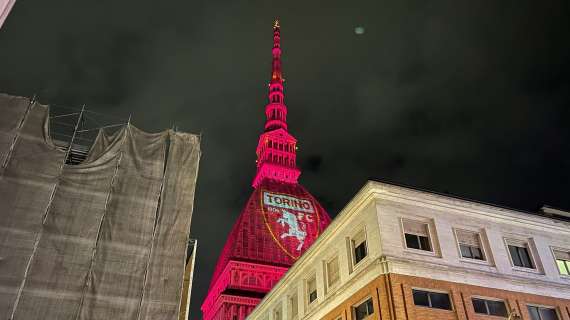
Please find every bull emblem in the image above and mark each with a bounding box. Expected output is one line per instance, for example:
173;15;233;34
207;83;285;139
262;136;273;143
276;210;307;251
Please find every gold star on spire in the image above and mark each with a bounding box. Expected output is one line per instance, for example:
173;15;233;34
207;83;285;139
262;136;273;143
273;19;280;29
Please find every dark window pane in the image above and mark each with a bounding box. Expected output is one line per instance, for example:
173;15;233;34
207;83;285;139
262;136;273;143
472;298;488;314
309;291;317;303
412;290;429;307
471;247;484;260
429;292;451;310
366;299;374;314
487;300;508;317
354;305;367;320
460;245;473;258
509;245;523;267
405;233;420;250
518;247;534;268
419;236;431;251
528;306;541;320
353;298;374;320
354;242;367;264
539;308;558;320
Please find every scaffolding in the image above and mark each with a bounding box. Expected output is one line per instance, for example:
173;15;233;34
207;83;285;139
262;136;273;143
0;93;201;320
46;100;130;165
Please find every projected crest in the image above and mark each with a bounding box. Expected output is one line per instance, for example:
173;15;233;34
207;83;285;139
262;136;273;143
261;190;321;259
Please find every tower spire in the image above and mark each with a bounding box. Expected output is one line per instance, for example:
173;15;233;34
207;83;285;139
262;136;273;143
252;20;301;188
265;18;286;131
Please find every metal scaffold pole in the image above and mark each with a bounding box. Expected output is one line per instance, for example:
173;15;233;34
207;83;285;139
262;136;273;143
63;104;85;164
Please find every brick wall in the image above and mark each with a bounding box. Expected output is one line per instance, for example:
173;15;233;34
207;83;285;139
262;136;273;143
322;273;570;320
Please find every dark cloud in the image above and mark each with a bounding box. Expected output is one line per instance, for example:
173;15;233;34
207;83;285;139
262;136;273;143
1;0;569;318
303;155;323;173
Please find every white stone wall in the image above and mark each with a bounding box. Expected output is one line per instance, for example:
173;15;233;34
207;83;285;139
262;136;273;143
376;186;570;298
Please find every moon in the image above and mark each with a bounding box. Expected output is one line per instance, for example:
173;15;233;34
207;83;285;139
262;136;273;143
354;26;365;35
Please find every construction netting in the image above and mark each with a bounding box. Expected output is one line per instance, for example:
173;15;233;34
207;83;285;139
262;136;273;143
0;93;201;320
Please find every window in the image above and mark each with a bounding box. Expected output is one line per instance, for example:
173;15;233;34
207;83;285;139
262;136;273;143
412;289;452;310
553;249;570;276
528;306;558;320
472;298;508;317
506;239;535;269
456;229;485;260
289;294;298;319
273;307;282;320
326;256;340;288
403;219;432;252
353;298;374;320
246;275;258;286
307;275;317;305
351;230;367;265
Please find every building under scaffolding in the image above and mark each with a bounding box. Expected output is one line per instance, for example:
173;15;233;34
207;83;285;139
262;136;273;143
0;93;201;320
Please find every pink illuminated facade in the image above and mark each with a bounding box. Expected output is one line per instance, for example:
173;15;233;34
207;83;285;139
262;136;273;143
0;0;17;29
201;20;331;320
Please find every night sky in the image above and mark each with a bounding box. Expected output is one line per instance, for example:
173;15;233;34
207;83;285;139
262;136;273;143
1;1;569;318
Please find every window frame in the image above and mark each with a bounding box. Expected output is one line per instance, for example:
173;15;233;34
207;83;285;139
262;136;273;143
527;304;560;320
347;225;369;274
288;292;298;320
504;237;540;273
325;254;341;291
305;273;318;307
550;246;570;278
453;228;490;265
470;296;508;317
352;296;374;320
401;218;437;256
350;227;368;267
273;305;282;320
411;288;453;311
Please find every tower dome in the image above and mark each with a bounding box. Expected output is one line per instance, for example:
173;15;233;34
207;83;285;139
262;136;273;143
201;20;331;320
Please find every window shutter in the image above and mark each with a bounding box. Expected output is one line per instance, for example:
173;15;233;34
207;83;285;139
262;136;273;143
290;294;298;317
403;219;429;237
554;250;570;261
327;257;340;285
506;238;527;248
352;230;366;246
456;229;481;247
308;277;316;292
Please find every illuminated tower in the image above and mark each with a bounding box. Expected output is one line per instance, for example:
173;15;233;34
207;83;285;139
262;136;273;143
201;20;332;320
0;0;16;29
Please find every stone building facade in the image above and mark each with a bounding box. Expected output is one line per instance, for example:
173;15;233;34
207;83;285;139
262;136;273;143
247;181;570;320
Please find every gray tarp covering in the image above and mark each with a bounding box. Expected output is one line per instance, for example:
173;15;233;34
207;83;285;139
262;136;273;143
0;93;201;320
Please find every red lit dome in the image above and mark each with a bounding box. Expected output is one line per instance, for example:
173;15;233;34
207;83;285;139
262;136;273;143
209;179;331;290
